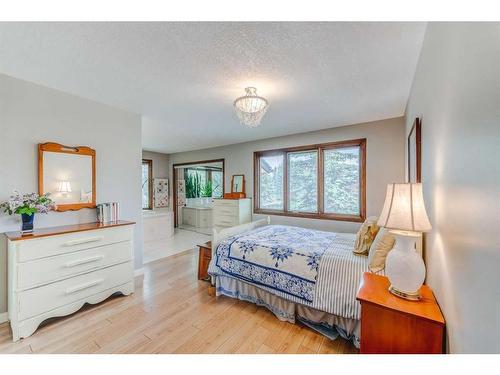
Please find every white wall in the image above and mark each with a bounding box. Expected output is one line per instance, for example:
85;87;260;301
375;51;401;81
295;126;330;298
405;23;500;353
169;117;405;233
142;150;170;180
0;74;143;315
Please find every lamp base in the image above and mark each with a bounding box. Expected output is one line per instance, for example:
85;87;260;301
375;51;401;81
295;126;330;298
388;285;421;301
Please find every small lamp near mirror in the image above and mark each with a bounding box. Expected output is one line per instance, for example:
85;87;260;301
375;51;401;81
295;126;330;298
57;180;72;197
224;174;246;199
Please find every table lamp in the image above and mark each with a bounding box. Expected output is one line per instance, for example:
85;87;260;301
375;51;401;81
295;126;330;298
377;183;432;300
58;180;72;197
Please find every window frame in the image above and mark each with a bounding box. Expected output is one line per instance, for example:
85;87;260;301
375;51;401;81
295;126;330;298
253;138;366;222
142;159;153;210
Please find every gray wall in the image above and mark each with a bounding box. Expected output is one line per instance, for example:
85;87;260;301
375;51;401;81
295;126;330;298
169;117;405;233
0;74;143;315
405;23;500;353
142;150;170;180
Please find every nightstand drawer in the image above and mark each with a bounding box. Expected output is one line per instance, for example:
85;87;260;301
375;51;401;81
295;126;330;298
360;302;444;354
357;272;445;354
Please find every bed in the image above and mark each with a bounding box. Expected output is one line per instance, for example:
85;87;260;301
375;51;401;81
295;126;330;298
208;218;383;348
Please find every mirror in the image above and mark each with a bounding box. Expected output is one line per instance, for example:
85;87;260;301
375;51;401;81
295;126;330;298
38;142;96;211
231;174;245;194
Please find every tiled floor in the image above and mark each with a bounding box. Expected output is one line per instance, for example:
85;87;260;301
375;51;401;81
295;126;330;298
143;228;211;264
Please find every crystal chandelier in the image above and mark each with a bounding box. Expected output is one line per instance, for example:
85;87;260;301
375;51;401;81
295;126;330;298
233;87;269;127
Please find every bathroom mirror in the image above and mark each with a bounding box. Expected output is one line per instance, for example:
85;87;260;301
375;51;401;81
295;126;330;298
231;174;245;194
38;142;96;211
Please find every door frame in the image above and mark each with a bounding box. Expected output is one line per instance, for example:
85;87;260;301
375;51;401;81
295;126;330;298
173;158;225;228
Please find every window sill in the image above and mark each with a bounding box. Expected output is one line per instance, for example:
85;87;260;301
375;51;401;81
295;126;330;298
254;209;365;223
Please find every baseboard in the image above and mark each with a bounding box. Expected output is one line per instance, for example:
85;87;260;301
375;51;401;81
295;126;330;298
0;312;8;324
134;268;144;278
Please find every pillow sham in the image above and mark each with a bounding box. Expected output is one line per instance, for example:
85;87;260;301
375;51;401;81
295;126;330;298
353;216;380;256
368;228;396;273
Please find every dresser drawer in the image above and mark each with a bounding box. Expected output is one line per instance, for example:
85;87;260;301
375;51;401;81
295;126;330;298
214;205;239;217
16;225;132;262
214;214;238;227
16;241;133;291
214;199;238;207
17;261;133;321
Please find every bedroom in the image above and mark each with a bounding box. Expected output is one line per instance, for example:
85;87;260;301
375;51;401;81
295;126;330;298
0;1;499;370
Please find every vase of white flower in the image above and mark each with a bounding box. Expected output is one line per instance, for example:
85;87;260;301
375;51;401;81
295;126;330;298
1;191;56;233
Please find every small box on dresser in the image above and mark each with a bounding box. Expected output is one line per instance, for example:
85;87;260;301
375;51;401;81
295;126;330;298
5;221;135;341
356;272;445;354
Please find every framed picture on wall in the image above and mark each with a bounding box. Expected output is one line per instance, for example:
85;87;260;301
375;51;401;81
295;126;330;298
154;178;169;208
408;117;422;183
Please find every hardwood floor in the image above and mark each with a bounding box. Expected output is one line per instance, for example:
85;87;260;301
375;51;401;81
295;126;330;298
0;248;358;354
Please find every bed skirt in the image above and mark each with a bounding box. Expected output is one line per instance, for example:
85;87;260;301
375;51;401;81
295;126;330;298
214;275;360;348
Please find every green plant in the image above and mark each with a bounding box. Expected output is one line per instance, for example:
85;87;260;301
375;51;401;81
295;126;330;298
185;173;201;198
200;180;213;198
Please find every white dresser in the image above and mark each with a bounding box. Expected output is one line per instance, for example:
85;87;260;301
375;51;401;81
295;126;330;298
213;198;252;228
6;221;135;341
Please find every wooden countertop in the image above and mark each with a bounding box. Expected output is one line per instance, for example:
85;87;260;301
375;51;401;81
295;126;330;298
356;272;445;325
4;220;135;241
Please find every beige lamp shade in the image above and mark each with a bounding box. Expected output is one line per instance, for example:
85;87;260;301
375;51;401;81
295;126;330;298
58;180;72;193
377;183;432;233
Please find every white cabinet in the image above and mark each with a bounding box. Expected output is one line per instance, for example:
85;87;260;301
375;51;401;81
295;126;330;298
213;198;252;228
143;210;174;242
6;221;135;341
182;207;213;229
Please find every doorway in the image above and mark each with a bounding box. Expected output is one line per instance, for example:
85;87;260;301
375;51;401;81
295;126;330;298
173;159;225;235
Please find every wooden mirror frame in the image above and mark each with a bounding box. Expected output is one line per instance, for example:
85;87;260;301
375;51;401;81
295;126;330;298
38;142;96;212
231;174;246;194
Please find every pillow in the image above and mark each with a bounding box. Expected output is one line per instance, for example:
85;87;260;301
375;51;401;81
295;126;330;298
353;216;380;256
368;228;396;273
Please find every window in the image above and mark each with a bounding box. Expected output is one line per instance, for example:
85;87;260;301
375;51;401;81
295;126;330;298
254;139;366;222
288;151;318;213
258;154;284;210
142;159;153;209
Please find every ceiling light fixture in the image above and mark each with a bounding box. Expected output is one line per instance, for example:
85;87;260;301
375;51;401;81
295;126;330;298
233;87;269;127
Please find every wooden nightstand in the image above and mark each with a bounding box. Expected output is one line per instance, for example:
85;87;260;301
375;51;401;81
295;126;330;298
356;272;445;354
197;241;212;281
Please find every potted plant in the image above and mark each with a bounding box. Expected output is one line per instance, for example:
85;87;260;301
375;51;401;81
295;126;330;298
1;191;56;233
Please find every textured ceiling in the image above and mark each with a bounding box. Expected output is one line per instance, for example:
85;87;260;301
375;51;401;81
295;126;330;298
0;22;426;153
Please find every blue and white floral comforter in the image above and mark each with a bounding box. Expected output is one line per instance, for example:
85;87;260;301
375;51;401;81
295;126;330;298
214;225;337;302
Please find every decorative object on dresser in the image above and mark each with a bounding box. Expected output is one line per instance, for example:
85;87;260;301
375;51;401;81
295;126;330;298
213;198;252;229
356;272;445;354
408;117;421;183
154;178;169;207
38;142;96;212
377;182;432;300
224;174;246;199
96;202;119;223
0;191;56;233
5;221;135;341
197;241;212;281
